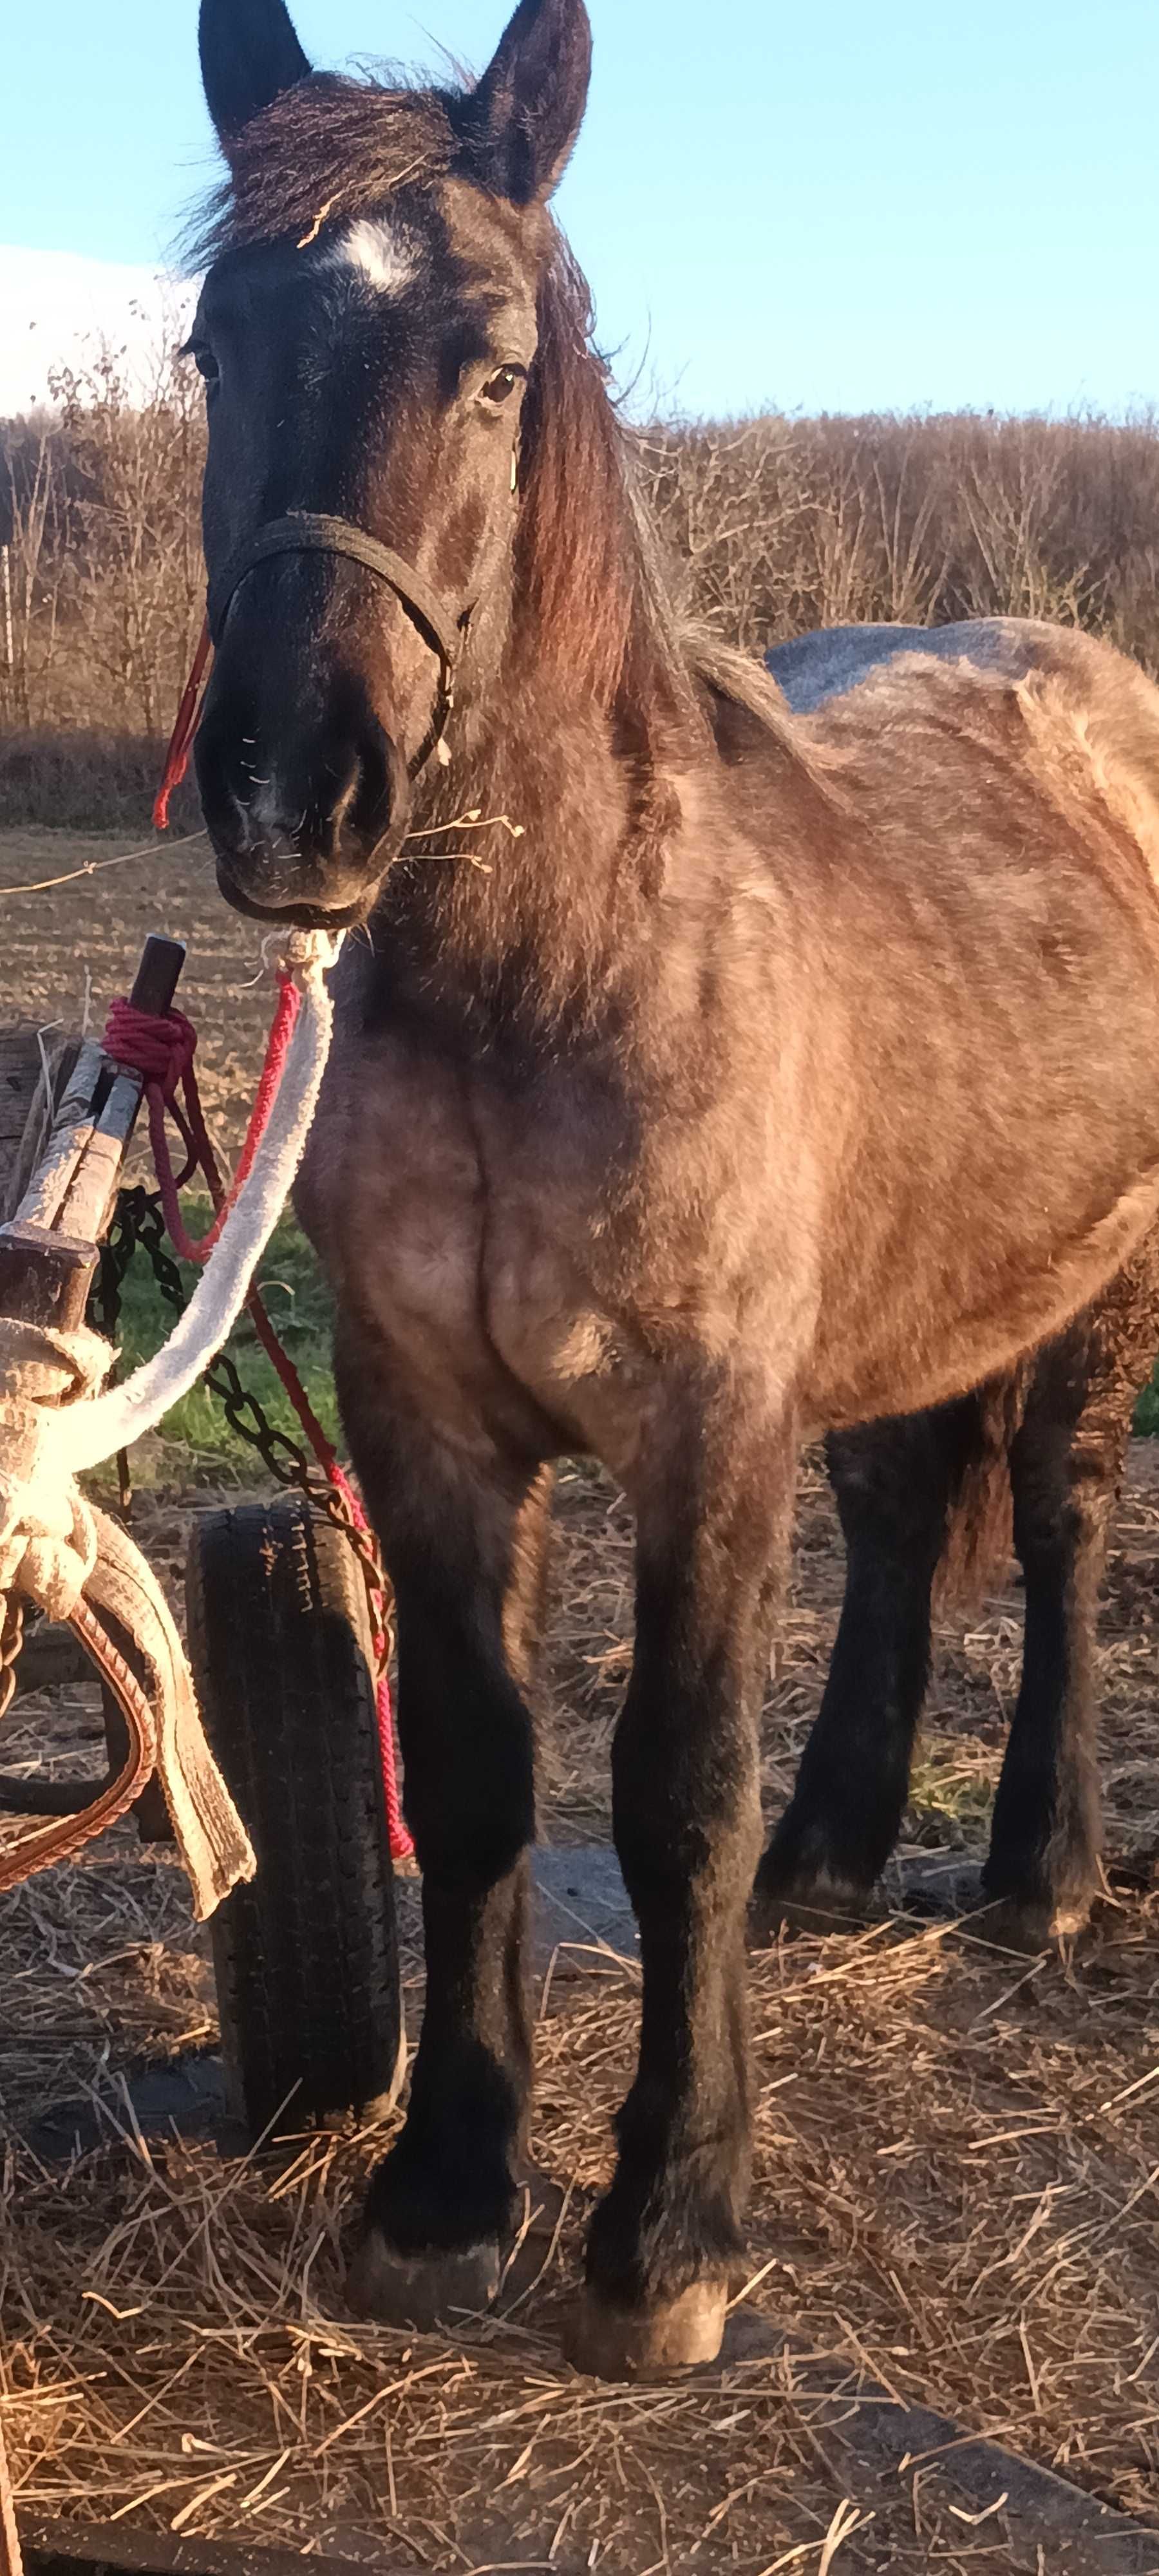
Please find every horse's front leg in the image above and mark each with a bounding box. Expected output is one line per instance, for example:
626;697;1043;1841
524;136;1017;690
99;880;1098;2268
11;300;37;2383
570;1390;797;2379
337;1349;552;2329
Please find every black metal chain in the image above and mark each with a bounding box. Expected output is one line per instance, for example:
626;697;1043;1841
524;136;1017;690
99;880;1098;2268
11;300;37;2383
92;1186;395;1672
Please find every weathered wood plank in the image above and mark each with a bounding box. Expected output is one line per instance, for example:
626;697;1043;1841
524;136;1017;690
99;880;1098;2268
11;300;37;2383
58;1074;143;1248
0;1029;46;1226
11;1043;108;1236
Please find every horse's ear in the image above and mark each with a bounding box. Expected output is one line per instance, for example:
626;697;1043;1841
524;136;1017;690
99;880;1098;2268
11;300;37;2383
199;0;312;149
455;0;592;205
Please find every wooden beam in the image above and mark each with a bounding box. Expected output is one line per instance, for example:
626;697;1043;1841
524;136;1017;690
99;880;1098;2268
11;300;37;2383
0;1030;46;1226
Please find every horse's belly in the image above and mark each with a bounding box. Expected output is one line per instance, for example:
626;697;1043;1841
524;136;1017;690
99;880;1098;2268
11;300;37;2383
808;1155;1159;1430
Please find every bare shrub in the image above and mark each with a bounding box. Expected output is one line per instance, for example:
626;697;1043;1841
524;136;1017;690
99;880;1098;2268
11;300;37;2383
639;406;1159;671
50;330;205;735
1;416;66;728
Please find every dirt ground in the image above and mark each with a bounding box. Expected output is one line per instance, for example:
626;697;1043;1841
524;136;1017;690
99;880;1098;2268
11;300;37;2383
1;828;1159;2570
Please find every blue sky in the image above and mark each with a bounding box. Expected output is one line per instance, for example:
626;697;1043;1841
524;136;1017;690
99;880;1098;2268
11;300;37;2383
3;0;1158;420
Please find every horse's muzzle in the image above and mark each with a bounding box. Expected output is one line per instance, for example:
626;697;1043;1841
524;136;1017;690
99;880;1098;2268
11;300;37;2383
194;685;409;927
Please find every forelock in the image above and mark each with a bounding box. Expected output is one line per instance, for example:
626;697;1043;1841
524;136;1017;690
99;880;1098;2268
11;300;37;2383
186;73;459;268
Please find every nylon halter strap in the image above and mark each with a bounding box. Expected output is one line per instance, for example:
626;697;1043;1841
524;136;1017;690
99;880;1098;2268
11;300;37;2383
206;511;466;781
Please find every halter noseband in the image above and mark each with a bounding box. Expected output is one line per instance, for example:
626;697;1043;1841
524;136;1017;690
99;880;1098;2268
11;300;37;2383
207;511;465;780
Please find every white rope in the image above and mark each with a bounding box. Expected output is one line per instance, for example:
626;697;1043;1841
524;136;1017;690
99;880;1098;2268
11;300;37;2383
49;925;343;1479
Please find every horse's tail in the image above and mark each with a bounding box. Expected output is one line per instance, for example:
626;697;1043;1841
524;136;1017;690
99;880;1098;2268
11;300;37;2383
934;1368;1030;1609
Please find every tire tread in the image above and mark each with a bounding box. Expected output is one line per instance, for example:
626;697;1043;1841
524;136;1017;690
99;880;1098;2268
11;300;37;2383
186;1495;402;2139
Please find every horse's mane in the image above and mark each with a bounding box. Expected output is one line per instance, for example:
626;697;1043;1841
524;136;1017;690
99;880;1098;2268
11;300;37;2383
690;633;792;728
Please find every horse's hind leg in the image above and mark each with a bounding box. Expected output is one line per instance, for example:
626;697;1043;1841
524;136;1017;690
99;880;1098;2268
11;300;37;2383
983;1271;1151;1946
336;1355;552;2328
569;1388;795;2380
752;1400;980;1929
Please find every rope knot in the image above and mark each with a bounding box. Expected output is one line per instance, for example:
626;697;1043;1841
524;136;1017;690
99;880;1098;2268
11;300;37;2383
0;1319;111;1622
105;998;197;1105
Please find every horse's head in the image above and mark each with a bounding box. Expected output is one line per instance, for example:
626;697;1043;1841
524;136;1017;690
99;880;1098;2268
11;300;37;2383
190;0;592;927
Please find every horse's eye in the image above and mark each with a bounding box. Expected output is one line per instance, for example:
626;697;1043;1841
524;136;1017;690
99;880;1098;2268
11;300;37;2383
182;340;220;387
480;366;522;408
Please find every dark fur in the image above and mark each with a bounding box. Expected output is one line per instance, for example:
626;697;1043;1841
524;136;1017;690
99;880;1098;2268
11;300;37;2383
191;0;1159;2369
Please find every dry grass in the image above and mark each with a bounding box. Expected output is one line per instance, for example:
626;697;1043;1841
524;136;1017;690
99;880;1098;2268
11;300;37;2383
0;735;196;836
0;1458;1156;2568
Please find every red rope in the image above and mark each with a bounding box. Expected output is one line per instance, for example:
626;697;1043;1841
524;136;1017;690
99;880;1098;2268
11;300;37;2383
104;984;413;1862
106;984;303;1263
154;621;213;831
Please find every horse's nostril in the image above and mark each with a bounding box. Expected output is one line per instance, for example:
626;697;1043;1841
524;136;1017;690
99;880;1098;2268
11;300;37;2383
348;716;396;844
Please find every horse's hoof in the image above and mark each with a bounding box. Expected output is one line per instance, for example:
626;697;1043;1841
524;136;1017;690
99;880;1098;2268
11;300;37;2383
977;1890;1093;1953
346;2231;502;2329
565;2281;728;2379
749;1869;872;1942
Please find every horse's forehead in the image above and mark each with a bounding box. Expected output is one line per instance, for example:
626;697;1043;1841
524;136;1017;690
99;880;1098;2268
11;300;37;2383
311;182;537;334
198;180;541;352
319;214;420;298
435;175;545;307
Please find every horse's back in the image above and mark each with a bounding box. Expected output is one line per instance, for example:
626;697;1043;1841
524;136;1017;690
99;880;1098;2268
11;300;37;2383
767;618;1030;714
768;616;1159;897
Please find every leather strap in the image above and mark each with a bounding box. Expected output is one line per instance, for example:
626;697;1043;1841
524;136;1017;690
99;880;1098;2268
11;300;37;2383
207;511;462;671
206;511;464;781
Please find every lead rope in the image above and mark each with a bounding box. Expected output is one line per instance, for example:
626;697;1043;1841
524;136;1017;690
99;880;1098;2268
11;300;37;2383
103;984;414;1864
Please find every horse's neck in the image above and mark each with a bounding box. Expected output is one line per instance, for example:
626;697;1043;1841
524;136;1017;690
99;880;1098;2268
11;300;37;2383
378;677;659;1035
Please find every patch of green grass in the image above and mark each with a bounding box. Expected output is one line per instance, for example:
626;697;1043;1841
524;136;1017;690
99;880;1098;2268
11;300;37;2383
1134;1368;1159;1437
906;1744;999;1850
104;1197;339;1483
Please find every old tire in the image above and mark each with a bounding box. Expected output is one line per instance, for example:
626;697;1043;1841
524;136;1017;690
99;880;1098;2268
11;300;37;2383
186;1493;405;2143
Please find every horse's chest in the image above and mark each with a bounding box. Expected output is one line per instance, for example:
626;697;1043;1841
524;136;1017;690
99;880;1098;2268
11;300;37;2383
304;1039;636;1448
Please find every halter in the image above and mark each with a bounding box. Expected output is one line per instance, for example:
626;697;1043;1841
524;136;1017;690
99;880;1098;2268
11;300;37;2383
207;511;466;780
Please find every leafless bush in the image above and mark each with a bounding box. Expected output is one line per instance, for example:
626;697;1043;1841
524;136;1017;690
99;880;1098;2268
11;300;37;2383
1;321;205;751
637;406;1159;671
1;415;66;728
50;330;205;735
